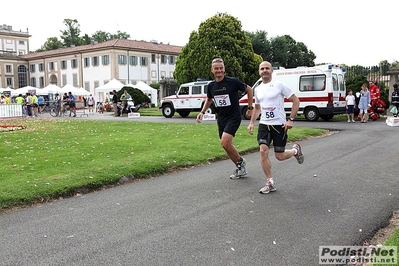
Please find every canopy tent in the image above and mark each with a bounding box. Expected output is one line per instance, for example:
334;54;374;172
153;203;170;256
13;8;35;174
10;86;40;97
127;81;158;107
42;84;63;95
95;79;124;93
94;78;124;102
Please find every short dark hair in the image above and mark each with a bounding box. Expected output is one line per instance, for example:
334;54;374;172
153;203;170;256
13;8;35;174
394;83;398;89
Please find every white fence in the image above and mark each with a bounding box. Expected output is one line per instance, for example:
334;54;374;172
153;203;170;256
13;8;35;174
0;104;24;118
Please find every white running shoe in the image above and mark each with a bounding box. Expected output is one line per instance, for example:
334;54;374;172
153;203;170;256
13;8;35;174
259;181;277;194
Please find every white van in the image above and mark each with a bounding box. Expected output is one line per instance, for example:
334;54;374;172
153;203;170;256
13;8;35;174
239;64;347;121
160;80;216;118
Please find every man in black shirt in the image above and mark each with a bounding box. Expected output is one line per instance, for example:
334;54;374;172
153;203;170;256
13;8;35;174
196;58;253;180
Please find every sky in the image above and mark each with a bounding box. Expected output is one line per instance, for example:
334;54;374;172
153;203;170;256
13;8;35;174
3;0;397;66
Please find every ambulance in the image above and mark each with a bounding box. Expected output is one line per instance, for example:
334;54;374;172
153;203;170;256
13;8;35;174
240;64;347;121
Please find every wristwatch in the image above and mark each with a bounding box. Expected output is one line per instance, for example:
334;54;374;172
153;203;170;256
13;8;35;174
248;106;254;110
289;117;295;121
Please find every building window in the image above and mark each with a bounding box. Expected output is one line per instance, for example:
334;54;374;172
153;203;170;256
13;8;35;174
151;54;156;63
48;62;54;71
151;71;157;78
141;57;148;66
6;78;12;88
30;77;36;87
94;81;99;89
85;82;90;91
129;56;137;66
62;74;67;86
169;56;175;64
39;63;45;72
5;65;12;73
39;77;44;88
71;59;78;68
102;55;109;65
19;40;25;45
18;65;28;88
92;56;99;66
84;57;90;67
30;64;36;73
61;60;67;69
118;55;127;65
161;55;167;64
73;73;78;86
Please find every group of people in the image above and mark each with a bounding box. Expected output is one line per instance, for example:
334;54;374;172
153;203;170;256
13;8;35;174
111;89;132;117
196;58;304;194
345;81;395;123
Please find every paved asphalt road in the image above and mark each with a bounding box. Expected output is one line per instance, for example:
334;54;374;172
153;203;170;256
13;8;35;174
1;112;398;266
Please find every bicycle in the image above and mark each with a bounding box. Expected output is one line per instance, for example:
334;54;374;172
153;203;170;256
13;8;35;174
50;103;70;117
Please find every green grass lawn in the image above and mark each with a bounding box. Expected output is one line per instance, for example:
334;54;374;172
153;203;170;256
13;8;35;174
0;118;325;210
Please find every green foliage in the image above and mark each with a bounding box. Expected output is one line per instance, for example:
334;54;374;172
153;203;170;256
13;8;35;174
174;13;261;85
269;35;316;68
36;37;64;52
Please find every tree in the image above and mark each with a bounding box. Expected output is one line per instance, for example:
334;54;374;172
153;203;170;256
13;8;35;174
60;19;82;47
35;37;64;52
174;13;262;86
269;35;315;68
110;31;130;40
246;30;271;61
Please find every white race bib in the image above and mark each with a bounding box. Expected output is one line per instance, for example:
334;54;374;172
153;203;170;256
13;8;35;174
261;106;277;119
214;94;231;107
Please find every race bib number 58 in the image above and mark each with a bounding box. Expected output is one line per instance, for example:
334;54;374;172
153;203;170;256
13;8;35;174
214;94;231;107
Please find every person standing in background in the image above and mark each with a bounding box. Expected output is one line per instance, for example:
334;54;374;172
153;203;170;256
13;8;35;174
112;90;119;117
345;89;356;123
391;83;399;117
358;83;371;123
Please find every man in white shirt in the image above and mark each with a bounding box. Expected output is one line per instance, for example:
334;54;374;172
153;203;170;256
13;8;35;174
247;61;304;194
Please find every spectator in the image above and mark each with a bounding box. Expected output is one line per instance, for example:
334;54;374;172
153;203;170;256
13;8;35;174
25;92;32;117
112;90;118;117
391;83;399;117
38;95;45;113
68;92;77;117
87;94;95;114
345;89;356;123
358;83;371;123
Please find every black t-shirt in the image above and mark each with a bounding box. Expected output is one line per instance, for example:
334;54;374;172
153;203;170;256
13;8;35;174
207;76;247;119
112;93;118;103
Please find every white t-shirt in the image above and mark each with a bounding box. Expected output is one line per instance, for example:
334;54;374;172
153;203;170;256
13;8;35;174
255;79;294;125
88;96;94;105
345;94;355;105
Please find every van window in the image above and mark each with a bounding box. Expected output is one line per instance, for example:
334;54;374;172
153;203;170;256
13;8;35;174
192;85;201;95
204;84;208;94
338;74;345;91
299;75;326;91
332;74;339;91
179;86;189;95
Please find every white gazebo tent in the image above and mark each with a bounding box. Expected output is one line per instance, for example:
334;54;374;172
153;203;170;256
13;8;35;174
10;86;39;97
127;81;158;107
94;78;124;102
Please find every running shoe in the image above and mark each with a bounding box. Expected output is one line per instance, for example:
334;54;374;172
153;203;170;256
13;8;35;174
230;158;247;180
259;181;277;194
293;143;304;164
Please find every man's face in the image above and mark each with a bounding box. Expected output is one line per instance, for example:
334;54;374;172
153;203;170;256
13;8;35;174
211;62;225;78
259;62;273;80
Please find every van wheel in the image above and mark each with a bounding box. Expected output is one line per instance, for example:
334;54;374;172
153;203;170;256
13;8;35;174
304;107;320;121
178;111;190;117
202;104;216;114
162;104;175;118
